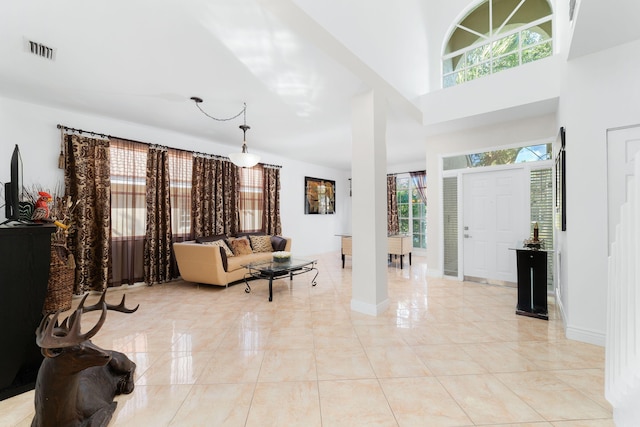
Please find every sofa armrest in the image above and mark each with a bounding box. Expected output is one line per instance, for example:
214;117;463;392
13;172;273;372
173;241;229;286
271;236;292;252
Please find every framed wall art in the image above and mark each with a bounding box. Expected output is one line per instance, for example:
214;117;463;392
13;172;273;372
555;126;566;231
305;177;335;214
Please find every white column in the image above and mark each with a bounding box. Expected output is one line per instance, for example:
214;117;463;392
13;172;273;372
350;89;389;315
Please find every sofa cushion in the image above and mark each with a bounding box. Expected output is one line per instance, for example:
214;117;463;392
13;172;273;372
229;238;252;256
270;236;287;252
195;234;227;244
250;235;273;252
201;239;234;257
226;251;273;272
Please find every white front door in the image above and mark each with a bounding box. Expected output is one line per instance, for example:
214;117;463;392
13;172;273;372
463;168;527;283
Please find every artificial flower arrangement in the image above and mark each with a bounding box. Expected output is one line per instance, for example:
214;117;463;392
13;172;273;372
272;251;291;263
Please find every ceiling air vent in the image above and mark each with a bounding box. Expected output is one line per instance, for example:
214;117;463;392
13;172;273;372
25;39;56;61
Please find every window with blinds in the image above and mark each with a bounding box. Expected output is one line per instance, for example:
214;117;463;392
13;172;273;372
443;177;458;276
530;167;554;287
238;166;264;233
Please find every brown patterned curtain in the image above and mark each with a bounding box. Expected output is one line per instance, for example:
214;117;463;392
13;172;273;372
64;134;112;294
191;155;239;237
387;174;399;235
263;166;282;235
144;146;175;284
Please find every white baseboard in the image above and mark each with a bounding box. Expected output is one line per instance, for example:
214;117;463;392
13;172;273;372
565;324;606;347
350;298;390;316
554;288;605;346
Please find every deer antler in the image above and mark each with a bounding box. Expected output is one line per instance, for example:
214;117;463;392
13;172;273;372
36;292;139;352
36;303;108;351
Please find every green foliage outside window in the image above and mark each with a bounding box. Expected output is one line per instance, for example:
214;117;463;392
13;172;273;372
443;0;553;88
396;177;426;249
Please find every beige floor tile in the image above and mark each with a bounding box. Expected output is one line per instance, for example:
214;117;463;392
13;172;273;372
0;390;34;427
435;321;493;344
265;326;315;349
551;421;616;427
550;369;611;410
245;381;321;427
397;324;455;345
354;325;410;347
217;326;272;351
111;384;192;426
460;342;540;373
258;348;317;381
481;424;552;427
197;349;265;384
168;383;255;427
510;340;605;370
495;371;612;421
380;377;473;426
315;347;376;380
135;351;212;385
318;379;398;427
364;345;431;378
438;374;544;424
412;344;487;376
170;326;228;352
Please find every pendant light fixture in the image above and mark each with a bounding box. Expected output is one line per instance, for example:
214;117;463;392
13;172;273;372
190;96;260;168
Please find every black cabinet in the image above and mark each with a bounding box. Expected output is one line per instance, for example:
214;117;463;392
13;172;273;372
0;224;54;400
515;249;549;320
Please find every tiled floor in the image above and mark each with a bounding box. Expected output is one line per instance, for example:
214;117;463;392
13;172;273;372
0;253;613;426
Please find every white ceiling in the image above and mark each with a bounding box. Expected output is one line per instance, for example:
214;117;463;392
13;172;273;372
1;0;639;171
0;0;436;171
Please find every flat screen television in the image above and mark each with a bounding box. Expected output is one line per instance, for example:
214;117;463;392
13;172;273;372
2;144;22;224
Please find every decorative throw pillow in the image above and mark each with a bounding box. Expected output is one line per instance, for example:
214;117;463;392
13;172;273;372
270;236;287;252
229;238;253;256
250;235;273;253
201;239;234;257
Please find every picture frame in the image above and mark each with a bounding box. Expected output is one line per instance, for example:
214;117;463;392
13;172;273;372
555;127;566;231
304;177;335;214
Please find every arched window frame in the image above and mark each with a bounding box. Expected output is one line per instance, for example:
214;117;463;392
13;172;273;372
442;0;554;88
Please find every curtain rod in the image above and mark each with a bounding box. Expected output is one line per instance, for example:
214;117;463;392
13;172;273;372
57;124;282;169
387;169;426;176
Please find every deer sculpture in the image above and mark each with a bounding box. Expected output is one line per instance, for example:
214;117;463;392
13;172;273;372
31;292;139;427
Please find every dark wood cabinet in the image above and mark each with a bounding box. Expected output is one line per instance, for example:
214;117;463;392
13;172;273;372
515;249;549;320
0;224;54;400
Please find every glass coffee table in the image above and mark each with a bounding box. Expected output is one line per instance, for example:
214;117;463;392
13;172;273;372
243;258;318;301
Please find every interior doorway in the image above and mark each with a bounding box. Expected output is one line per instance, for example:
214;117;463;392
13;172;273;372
462;168;528;285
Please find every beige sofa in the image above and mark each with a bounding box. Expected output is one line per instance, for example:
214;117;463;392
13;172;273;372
173;235;292;286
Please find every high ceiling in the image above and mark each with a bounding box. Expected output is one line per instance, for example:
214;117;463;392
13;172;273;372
2;0;639;171
0;0;436;171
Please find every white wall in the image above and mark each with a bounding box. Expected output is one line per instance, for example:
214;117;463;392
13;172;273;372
0;96;348;257
557;38;640;345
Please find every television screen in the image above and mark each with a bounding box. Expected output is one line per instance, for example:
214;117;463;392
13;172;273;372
3;145;22;224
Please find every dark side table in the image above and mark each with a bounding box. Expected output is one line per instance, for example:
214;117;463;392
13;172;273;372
512;248;550;320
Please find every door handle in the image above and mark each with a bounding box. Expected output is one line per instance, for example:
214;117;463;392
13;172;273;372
464;234;471;238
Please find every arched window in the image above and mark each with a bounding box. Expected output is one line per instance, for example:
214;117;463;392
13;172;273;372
443;0;553;88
